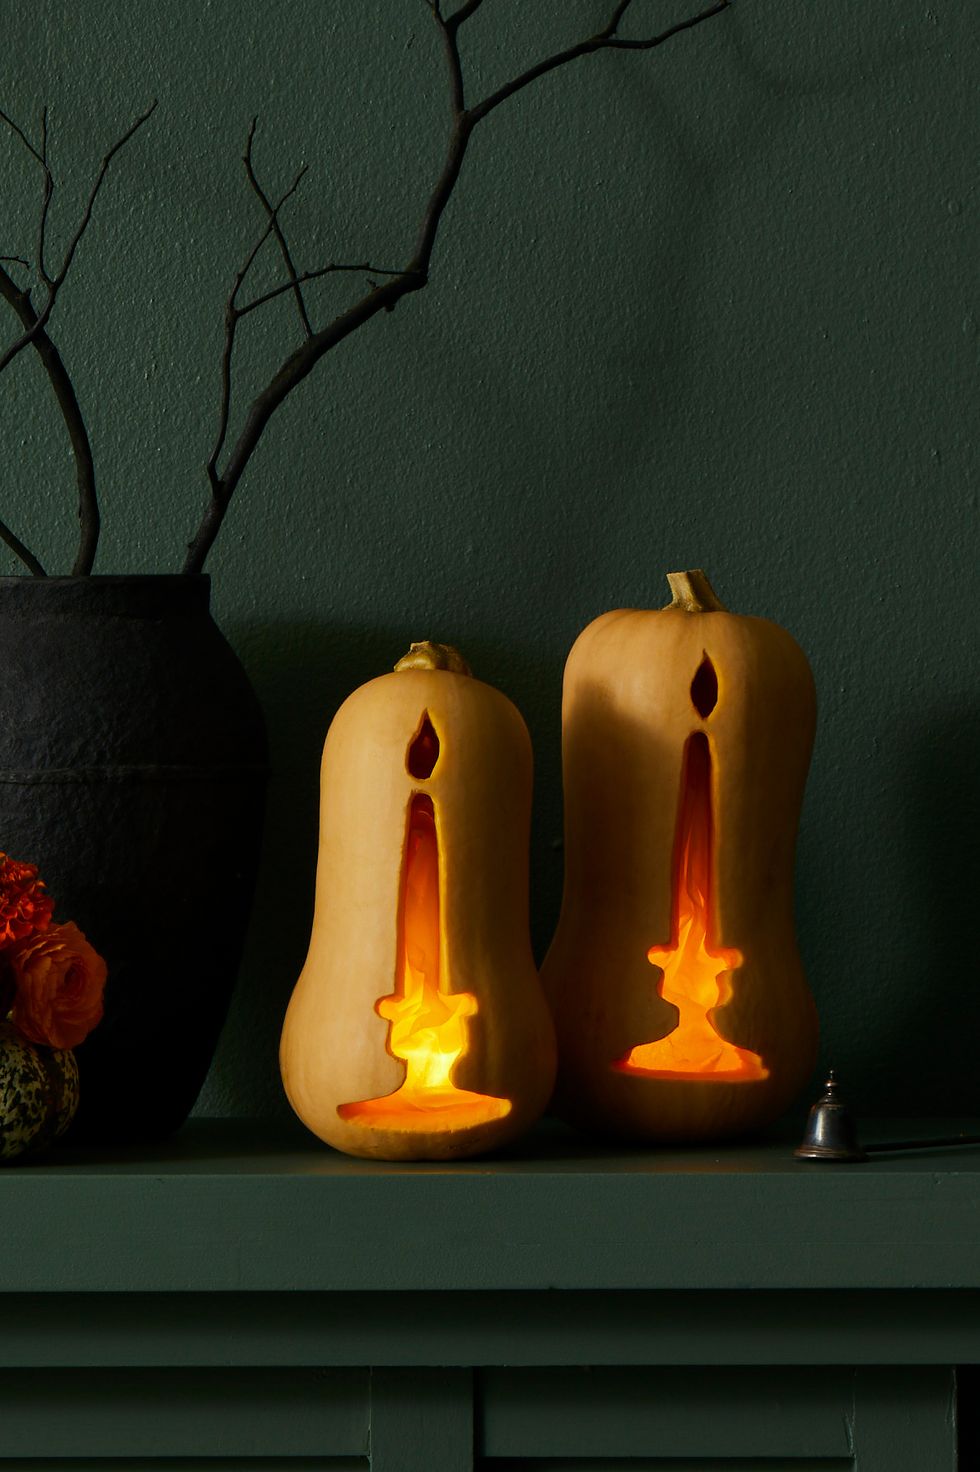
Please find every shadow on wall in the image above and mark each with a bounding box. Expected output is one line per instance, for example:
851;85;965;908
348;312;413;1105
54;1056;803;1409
725;5;938;104
776;703;980;1123
197;617;402;1121
894;713;980;1115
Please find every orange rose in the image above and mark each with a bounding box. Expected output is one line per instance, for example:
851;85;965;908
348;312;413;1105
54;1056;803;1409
0;853;54;946
7;922;107;1050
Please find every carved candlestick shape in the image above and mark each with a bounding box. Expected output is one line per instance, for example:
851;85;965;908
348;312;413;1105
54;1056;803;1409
617;730;766;1082
542;572;818;1142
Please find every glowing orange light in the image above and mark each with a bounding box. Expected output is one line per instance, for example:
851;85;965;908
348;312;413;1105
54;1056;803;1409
339;795;510;1131
616;734;768;1082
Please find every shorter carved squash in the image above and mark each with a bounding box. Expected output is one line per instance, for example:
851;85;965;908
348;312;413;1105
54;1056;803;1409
280;641;556;1160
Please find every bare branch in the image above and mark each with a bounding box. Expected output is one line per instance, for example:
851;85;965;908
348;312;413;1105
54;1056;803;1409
0;106;56;289
184;0;732;574
606;0;731;50
243;119;313;338
0;290;54;375
205;162;310;491
37;107;54;287
206;306;236;508
185;269;422;573
431;3;467;116
0;256;29;269
0;263;99;573
0;107;46;167
206;290;238;499
601;1;636;39
468;0;730;124
0;103;154;572
233;164;307;307
0;100;157;376
445;0;485;32
53;99;157;289
425;0;484;125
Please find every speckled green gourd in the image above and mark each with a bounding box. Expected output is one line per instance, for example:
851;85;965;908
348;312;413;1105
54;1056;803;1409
0;1023;79;1161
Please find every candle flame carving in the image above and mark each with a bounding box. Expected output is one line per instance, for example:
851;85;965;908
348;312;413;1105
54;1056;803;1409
616;733;768;1082
340;794;510;1130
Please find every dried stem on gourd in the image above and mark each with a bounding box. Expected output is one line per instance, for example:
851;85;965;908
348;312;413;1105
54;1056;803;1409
665;569;728;613
394;640;472;675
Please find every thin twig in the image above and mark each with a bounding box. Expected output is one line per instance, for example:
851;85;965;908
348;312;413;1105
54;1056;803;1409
54;100;157;290
445;0;485;30
205;163;309;490
468;0;731;124
0;101;157;374
607;2;730;50
602;2;636;39
0;101;157;573
0;513;46;577
243;120;313;337
233;165;308;304
0;264;98;574
0;106;46;166
37;107;54;287
207;307;236;508
436;7;467;114
0;294;53;375
238;262;403;317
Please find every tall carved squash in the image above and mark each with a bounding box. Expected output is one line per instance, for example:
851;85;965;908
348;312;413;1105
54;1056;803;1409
281;642;556;1160
542;571;818;1141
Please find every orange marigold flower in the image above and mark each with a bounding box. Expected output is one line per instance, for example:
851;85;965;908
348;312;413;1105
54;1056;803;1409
8;921;107;1051
0;853;54;947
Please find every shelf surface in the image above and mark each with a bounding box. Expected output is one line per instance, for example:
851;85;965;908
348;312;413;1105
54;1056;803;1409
3;1116;979;1295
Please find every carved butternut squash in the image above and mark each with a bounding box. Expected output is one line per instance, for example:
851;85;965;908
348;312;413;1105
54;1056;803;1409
280;642;556;1160
542;571;818;1141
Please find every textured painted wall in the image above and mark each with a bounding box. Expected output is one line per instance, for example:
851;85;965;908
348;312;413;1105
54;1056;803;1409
0;2;976;1122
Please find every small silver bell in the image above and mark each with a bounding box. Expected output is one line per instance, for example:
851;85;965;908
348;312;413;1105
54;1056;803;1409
794;1070;868;1162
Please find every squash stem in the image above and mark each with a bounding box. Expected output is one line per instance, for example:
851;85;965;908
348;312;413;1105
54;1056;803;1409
394;641;472;675
665;570;727;613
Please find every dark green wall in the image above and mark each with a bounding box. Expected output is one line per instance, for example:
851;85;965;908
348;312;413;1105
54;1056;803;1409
0;3;976;1122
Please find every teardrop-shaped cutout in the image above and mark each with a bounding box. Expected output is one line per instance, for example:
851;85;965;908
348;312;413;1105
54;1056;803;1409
407;711;440;779
690;655;718;719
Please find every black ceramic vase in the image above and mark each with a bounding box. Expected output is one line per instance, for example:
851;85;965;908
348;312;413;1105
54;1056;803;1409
0;576;268;1142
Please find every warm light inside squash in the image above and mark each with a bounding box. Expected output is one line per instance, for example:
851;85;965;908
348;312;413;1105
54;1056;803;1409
616;733;768;1082
339;794;510;1131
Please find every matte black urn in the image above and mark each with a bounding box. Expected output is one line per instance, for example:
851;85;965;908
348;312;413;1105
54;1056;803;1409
0;576;268;1141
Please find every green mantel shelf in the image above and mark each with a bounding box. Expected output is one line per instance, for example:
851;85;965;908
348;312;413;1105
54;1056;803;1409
0;1118;976;1467
4;1116;980;1297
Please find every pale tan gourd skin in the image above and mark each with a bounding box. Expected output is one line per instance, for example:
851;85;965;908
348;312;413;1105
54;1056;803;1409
541;572;818;1142
280;642;557;1161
